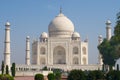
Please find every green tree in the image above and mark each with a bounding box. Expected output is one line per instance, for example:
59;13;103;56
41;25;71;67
1;61;4;75
47;73;55;80
6;65;9;74
11;63;16;77
117;11;120;24
109;12;120;66
34;74;44;80
98;12;120;69
67;69;86;80
98;39;116;68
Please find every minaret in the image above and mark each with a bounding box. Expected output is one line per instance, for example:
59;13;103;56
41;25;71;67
25;36;30;65
4;21;11;69
98;35;103;65
106;20;112;40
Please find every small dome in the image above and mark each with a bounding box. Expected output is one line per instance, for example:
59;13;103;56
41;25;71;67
106;20;111;25
48;13;74;37
26;36;30;39
98;35;102;38
72;32;80;37
5;21;10;26
40;32;48;38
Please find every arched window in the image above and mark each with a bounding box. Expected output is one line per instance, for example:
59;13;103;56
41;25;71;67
83;57;86;65
40;47;45;54
73;47;78;54
40;58;46;64
82;47;86;55
73;57;79;64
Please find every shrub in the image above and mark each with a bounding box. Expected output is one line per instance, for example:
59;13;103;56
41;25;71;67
55;72;61;80
67;69;86;80
106;70;120;80
87;71;96;80
87;70;105;80
34;74;44;80
0;74;14;80
52;68;62;80
47;73;55;80
94;70;105;79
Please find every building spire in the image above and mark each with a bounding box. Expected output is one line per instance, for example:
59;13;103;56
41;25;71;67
60;7;62;14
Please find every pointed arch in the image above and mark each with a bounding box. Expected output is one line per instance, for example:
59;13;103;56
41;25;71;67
82;47;86;55
83;57;86;65
53;46;66;64
73;57;79;64
40;58;46;64
73;47;78;54
40;47;45;54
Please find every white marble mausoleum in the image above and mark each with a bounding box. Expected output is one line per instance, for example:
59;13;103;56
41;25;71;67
3;9;113;76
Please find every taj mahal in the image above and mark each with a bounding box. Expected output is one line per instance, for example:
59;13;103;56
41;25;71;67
2;9;112;76
32;10;88;66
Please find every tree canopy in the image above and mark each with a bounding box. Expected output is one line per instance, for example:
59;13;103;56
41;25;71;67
98;39;117;66
98;11;120;67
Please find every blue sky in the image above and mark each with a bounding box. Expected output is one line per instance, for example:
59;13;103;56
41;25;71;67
0;0;120;65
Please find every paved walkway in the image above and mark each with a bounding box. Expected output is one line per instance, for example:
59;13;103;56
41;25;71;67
15;76;34;80
15;76;67;80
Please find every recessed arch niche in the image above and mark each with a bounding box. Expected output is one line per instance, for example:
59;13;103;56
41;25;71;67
53;46;66;64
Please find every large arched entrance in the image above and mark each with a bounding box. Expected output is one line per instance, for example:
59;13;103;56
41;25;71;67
53;46;66;64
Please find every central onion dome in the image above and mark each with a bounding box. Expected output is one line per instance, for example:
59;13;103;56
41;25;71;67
48;11;74;37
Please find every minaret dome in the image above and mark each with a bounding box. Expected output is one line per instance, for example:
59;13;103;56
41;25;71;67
5;22;11;26
106;20;111;25
26;36;30;39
